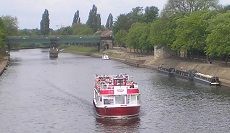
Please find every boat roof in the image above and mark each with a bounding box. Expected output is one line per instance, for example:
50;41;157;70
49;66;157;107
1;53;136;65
195;72;217;78
96;74;129;79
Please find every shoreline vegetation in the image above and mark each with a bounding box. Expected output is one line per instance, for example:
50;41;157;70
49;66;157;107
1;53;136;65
64;46;230;88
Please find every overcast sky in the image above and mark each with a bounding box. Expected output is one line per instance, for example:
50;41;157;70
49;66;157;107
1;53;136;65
0;0;229;30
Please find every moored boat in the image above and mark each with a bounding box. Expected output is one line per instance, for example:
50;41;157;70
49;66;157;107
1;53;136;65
174;69;194;80
194;72;220;86
49;47;59;58
102;54;110;60
157;65;175;76
93;74;140;118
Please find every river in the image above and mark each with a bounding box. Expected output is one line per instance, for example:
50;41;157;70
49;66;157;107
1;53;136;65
0;49;229;133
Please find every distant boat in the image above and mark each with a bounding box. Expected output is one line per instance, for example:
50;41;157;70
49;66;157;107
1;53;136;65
49;47;59;58
102;54;110;60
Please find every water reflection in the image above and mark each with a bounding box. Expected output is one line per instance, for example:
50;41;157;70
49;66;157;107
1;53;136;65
96;117;140;133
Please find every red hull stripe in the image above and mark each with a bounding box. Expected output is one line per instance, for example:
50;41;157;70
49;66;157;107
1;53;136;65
127;89;139;94
100;90;114;95
94;102;140;117
99;89;139;95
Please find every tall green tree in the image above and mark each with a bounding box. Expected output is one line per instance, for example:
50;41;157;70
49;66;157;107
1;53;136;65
206;12;230;63
126;22;151;52
129;7;144;22
144;6;159;23
40;9;50;35
0;18;6;48
162;0;219;17
150;17;177;48
172;11;217;57
113;7;145;35
72;10;80;26
114;30;127;47
1;15;18;36
113;14;131;34
86;5;101;32
106;13;113;29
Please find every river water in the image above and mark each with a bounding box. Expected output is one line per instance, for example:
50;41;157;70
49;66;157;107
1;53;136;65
0;49;229;133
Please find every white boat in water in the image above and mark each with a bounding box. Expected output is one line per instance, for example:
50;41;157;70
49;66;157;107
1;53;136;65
102;54;110;60
93;74;140;118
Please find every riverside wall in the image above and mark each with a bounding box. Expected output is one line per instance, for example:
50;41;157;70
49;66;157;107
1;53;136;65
0;57;9;76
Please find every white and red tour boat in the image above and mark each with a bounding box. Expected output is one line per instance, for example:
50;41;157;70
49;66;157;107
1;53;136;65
93;74;140;118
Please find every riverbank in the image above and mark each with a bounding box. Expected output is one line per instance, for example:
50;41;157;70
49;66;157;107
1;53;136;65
64;46;230;87
0;56;9;76
102;48;230;87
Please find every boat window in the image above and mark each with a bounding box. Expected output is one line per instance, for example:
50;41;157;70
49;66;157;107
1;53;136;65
116;79;123;86
127;95;130;104
102;84;107;89
127;95;137;104
137;95;140;104
130;95;137;104
115;95;125;104
104;98;114;105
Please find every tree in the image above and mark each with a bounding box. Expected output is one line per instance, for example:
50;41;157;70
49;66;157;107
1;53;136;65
126;22;151;52
150;17;177;48
40;9;50;35
0;18;6;48
114;30;127;47
56;26;73;35
1;15;18;36
144;6;159;23
129;7;144;22
72;24;93;35
113;7;144;35
72;10;80;26
86;5;101;32
206;12;230;63
113;14;131;34
18;28;40;36
172;11;217;57
106;13;113;29
162;0;219;17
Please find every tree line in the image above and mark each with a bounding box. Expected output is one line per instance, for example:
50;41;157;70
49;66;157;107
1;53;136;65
1;1;230;62
40;4;113;36
113;0;230;62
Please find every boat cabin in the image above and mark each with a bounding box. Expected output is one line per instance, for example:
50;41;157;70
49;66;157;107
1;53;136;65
194;73;220;85
94;74;140;107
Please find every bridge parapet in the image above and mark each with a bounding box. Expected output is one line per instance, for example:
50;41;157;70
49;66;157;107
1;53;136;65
6;35;101;44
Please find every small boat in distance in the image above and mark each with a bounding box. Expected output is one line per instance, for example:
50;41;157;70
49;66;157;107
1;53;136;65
49;47;59;58
102;54;110;60
194;72;220;86
93;74;140;118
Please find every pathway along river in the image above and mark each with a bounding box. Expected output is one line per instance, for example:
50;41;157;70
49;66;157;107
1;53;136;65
0;49;230;133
